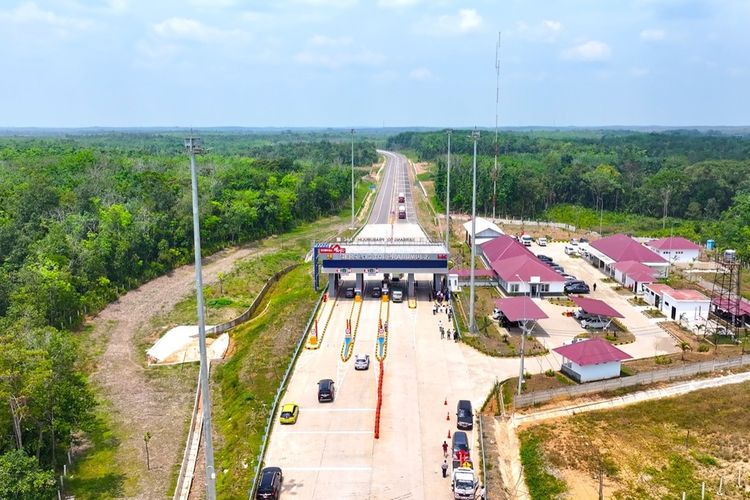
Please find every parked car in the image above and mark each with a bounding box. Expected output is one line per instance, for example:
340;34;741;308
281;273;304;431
279;403;299;425
371;286;382;298
561;274;577;282
256;467;283;500
564;245;577;255
537;254;553;263
565;282;590;294
317;379;335;402
392;289;403;303
491;307;501;320
520;234;533;247
581;317;609;329
573;308;593;320
354;354;370;370
344;287;355;298
537;237;548;246
456;400;473;430
570;238;579;246
550;264;565;273
452;431;470;460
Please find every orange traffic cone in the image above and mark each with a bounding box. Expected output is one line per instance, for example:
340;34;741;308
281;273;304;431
444;397;448;406
447;429;451;439
446;412;450;421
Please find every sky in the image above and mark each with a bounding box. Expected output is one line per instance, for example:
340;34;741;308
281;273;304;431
1;0;749;128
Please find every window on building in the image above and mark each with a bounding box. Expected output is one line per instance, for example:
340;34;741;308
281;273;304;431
510;284;520;293
540;284;550;293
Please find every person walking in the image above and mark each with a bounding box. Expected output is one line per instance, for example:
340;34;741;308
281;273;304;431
478;484;486;499
447;329;452;340
441;459;449;478
593;282;597;292
441;328;445;339
442;441;449;457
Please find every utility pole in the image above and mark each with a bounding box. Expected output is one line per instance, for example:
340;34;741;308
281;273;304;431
445;129;452;248
469;129;480;333
351;129;355;229
516;274;528;396
185;136;216;500
493;31;501;220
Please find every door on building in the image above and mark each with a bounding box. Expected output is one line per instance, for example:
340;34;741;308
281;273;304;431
655;295;661;309
671;306;676;320
530;284;539;297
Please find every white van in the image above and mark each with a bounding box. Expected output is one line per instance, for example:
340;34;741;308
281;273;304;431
520;234;532;247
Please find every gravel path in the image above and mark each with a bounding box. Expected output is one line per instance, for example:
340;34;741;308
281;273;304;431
89;245;262;499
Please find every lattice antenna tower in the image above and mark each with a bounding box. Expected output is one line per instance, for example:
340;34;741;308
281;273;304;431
706;248;745;343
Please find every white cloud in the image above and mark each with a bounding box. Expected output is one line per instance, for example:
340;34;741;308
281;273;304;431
190;0;237;6
293;0;357;6
417;9;482;36
295;49;385;69
640;28;666;41
409;67;433;80
562;40;611;62
510;19;563;42
152;17;247;43
0;2;93;33
378;0;420;7
310;34;352;46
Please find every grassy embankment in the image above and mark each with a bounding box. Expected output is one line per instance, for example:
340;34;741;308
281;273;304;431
67;170;375;498
519;381;750;499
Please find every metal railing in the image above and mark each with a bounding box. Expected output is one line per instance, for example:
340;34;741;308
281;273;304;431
514;354;750;408
247;290;325;498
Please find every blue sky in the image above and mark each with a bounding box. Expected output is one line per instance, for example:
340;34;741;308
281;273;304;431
1;0;749;127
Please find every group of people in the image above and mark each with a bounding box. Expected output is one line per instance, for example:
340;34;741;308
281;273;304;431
440;441;486;498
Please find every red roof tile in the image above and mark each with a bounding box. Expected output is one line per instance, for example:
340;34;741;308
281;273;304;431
553;338;632;366
480;235;533;262
489;254;566;283
613;260;657;282
666;289;708;301
494;297;549;322
590;233;667;264
569;296;624;318
647;236;700;251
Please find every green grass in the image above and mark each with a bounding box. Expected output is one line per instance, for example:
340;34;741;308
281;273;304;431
543;203;715;240
213;265;319;498
518;433;567;499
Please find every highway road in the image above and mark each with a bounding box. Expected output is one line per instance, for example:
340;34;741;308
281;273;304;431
370;151;417;225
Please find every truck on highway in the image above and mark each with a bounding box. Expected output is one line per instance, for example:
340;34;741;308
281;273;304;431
398;192;405;202
451;467;478;499
398;205;406;219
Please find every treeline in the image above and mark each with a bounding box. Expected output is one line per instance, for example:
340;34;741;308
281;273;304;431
0;133;377;494
387;130;750;257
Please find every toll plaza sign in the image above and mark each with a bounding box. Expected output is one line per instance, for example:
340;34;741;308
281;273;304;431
331;252;444;261
318;244;346;255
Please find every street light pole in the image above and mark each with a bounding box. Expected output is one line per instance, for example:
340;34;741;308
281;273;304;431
469;129;480;333
516;274;528;396
445;129;452;248
185;136;216;500
351;129;355;229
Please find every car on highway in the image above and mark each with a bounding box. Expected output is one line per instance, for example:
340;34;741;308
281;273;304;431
354;354;370;370
256;466;283;500
581;317;610;329
392;289;403;303
565;281;590;294
398;192;405;202
456;400;473;430
452;431;470;461
279;403;299;425
344;287;355;298
371;286;382;298
537;237;547;246
398;205;406;219
317;379;335;402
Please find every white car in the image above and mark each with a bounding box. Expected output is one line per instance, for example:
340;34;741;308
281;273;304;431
573;308;593;320
354;354;370;370
564;245;577;255
581;318;610;329
537;237;548;246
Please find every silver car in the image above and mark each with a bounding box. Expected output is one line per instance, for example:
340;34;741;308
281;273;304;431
581;318;610;329
354;354;370;370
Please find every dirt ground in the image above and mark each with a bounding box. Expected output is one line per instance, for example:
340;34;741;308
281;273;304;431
88;244;267;498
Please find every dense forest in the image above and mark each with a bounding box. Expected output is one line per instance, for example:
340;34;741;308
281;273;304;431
0;132;377;494
387;130;750;258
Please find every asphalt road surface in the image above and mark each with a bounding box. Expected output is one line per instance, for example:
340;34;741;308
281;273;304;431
370;151;416;225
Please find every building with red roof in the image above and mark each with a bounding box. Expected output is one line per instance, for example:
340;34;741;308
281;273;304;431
553;338;632;383
587;233;668;278
643;283;710;323
645;236;701;263
612;260;657;292
480;236;566;296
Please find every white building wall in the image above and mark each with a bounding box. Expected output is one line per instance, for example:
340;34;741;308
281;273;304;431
570;360;622;383
659;295;710;322
649;247;700;264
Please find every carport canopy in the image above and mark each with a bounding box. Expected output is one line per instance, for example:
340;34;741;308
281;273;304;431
494;296;549;322
570;297;624;318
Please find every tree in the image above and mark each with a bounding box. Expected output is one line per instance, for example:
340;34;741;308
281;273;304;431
0;450;55;499
582;164;622;233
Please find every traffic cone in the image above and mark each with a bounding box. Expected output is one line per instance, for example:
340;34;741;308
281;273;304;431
446;412;450;421
444;397;448;406
447;429;451;439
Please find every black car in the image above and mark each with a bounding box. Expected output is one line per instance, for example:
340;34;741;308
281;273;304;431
256;466;282;500
498;313;520;329
456;400;473;430
318;378;335;402
371;286;382;298
537;255;553;263
344;287;355;298
452;431;470;464
550;264;565;273
565;282;590;294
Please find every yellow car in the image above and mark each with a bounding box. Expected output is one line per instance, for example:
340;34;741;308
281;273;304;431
279;403;299;425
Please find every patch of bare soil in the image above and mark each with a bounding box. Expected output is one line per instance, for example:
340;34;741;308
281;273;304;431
88;244;267;498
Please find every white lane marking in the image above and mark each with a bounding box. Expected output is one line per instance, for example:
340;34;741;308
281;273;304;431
284;466;373;471
302;408;376;412
277;430;373;435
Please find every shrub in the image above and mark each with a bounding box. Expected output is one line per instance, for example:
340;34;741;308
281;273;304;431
544;369;555;377
697;344;710;353
655;355;673;365
519;434;567;499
